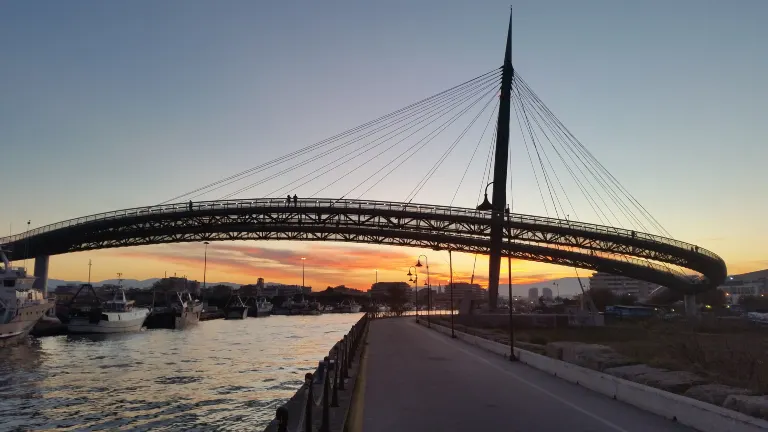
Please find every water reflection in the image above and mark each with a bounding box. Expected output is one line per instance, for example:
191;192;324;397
0;314;362;431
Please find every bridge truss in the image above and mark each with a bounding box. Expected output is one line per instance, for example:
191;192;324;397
0;198;726;295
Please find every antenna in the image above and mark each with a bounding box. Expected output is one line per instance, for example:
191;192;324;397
117;272;123;287
88;259;92;284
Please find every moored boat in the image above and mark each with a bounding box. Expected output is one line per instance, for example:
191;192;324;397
224;294;249;319
338;300;362;313
174;292;203;328
68;286;150;334
0;249;55;347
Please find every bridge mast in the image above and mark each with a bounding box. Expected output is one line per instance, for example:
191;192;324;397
487;11;513;311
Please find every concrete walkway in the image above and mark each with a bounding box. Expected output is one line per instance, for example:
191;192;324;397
360;318;692;432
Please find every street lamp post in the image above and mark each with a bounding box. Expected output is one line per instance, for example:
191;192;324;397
407;266;418;320
449;250;455;338
203;242;210;290
301;257;306;290
507;207;517;361
416;255;430;328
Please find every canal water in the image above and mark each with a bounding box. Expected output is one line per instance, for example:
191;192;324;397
0;314;363;431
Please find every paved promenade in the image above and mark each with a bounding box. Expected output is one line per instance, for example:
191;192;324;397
359;318;691;432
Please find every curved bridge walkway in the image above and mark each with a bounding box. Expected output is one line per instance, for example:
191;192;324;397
358;318;690;432
0;198;725;293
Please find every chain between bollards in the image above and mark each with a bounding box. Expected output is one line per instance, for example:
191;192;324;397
269;314;368;432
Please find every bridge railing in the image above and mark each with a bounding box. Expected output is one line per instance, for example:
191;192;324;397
0;197;721;264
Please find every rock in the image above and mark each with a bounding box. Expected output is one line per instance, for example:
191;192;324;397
544;342;636;371
562;344;637;372
605;364;706;393
684;384;753;406
545;341;584;360
605;364;670;379
723;395;768;420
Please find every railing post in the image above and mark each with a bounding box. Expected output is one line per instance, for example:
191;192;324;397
343;335;350;379
304;373;313;432
337;340;346;391
331;355;340;407
320;358;331;432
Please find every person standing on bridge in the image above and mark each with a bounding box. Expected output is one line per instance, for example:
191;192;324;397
189;201;193;212
293;194;298;207
286;195;291;206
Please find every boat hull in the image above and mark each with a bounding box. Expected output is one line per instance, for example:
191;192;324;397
68;309;149;334
0;323;33;347
224;306;248;320
1;302;54;347
174;305;202;329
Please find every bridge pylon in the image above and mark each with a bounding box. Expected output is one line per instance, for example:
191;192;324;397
486;11;514;310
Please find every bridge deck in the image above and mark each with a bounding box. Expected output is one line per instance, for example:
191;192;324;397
358;318;690;432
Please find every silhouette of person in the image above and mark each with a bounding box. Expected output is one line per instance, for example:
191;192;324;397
287;195;291;206
189;201;193;211
293;194;298;207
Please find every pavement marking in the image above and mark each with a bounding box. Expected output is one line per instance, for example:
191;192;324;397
346;328;370;432
412;320;632;432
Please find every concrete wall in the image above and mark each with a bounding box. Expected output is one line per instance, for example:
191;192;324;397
421;320;768;432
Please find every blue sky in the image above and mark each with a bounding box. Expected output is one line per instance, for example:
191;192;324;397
1;1;765;286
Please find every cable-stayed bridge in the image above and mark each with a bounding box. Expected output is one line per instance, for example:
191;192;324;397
1;15;726;308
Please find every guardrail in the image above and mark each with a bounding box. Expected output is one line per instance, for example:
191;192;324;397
268;313;368;432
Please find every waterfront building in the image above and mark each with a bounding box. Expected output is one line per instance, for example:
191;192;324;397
528;287;539;302
445;282;485;301
718;277;767;303
54;284;80;303
589;272;658;300
259;284;311;297
542;287;553;300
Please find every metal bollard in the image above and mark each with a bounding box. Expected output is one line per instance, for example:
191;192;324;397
304;373;313;432
276;405;289;432
338;340;346;391
331;356;339;407
320;358;331;432
343;335;350;378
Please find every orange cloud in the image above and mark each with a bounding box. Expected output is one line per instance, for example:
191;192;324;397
46;241;589;290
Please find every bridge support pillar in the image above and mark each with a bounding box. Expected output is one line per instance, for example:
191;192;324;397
33;255;49;295
683;294;698;317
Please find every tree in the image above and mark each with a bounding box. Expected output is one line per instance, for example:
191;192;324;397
385;286;409;314
586;288;616;312
739;295;768;312
649;287;683;305
696;288;726;308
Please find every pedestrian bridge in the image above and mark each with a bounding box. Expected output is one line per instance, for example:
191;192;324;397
0;197;725;294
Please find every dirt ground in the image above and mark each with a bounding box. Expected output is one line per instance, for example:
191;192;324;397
433;316;768;393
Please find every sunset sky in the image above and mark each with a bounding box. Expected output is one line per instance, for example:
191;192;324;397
2;1;766;288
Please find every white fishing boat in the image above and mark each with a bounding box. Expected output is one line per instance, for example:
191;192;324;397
68;287;149;334
255;297;273;317
174;291;202;329
0;249;54;347
338;300;362;313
